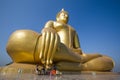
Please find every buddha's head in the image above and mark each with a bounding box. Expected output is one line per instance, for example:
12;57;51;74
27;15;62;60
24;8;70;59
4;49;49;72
56;9;69;24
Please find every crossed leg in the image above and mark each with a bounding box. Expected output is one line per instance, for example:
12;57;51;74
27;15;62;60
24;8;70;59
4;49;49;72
55;55;114;71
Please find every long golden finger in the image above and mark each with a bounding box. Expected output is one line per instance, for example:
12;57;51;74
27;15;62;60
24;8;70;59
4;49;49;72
44;32;51;65
50;34;59;64
46;32;55;65
39;32;46;61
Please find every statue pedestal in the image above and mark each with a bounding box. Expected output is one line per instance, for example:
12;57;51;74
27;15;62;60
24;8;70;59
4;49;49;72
0;63;120;80
0;71;119;80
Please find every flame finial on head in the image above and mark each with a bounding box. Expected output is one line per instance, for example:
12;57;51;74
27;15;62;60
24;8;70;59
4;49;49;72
61;8;64;11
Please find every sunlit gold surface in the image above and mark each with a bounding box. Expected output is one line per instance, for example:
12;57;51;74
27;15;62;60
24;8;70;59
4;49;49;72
6;9;114;71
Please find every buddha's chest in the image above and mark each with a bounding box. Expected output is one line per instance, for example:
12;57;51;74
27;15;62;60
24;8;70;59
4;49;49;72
58;28;70;46
57;29;69;47
54;22;70;46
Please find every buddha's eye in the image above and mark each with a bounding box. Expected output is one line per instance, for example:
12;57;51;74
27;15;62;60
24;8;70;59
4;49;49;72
64;14;68;17
60;13;64;16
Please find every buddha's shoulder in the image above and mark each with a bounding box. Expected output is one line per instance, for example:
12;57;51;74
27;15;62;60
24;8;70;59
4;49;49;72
46;20;54;24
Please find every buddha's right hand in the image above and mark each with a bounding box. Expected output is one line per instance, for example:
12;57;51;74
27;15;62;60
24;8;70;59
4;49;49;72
39;28;60;69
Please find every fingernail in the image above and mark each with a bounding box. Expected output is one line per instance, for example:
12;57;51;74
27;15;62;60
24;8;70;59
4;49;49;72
50;60;52;64
41;59;45;64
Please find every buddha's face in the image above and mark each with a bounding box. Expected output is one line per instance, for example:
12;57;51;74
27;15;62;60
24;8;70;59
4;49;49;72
57;12;69;23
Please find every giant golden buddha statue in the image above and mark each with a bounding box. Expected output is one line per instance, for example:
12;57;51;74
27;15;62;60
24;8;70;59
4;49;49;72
6;9;114;72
